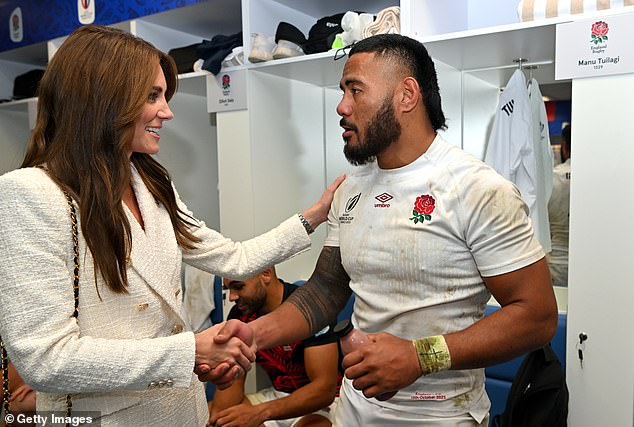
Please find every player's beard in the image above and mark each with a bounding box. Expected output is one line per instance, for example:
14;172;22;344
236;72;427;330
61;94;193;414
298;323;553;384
343;98;401;166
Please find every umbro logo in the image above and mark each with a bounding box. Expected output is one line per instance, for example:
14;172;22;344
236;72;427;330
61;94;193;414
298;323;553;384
375;193;393;203
374;192;393;208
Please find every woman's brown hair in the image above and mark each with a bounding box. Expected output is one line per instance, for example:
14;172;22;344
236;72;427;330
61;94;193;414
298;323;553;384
22;25;200;293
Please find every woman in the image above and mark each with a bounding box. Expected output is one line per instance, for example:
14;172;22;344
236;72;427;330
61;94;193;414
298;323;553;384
0;25;343;426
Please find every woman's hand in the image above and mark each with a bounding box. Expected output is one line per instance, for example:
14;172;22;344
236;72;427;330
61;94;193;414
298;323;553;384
194;321;256;388
8;383;36;413
300;173;346;231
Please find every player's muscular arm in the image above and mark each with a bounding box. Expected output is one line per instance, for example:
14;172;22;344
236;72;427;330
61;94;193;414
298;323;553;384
251;246;352;349
287;246;352;334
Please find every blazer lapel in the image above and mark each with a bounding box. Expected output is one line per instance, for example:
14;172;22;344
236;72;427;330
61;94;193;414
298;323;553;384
126;166;185;322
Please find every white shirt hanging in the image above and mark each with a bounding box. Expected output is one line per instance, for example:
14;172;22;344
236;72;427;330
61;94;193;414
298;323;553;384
528;78;554;253
485;69;545;250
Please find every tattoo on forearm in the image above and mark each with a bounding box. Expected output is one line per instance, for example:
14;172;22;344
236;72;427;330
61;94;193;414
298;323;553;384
286;246;352;334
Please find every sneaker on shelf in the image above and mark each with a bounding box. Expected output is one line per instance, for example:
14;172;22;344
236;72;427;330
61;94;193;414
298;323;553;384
272;22;307;59
248;33;276;63
272;40;305;59
232;47;244;65
222;46;244;68
362;6;400;38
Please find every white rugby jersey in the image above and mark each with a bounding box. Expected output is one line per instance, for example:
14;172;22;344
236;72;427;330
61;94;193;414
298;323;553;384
326;135;544;421
529;78;554;253
485;69;549;252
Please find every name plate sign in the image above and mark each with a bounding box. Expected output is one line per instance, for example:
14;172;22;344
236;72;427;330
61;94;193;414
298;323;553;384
556;12;634;79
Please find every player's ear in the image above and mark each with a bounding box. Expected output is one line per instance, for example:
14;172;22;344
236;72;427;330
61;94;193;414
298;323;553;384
398;76;421;114
259;267;274;284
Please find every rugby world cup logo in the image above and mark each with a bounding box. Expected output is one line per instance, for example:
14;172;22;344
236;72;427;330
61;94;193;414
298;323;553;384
345;193;361;214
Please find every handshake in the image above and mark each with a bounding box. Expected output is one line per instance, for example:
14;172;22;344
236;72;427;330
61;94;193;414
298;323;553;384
193;320;256;389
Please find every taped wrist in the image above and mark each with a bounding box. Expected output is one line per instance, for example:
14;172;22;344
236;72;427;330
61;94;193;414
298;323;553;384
412;335;451;375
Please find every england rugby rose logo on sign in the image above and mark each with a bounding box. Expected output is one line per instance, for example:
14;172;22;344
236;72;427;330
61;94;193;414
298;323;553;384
409;194;435;225
591;21;608;45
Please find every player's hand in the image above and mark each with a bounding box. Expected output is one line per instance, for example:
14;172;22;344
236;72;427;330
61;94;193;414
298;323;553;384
342;332;422;399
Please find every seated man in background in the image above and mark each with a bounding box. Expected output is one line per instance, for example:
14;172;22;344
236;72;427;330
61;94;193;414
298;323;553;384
209;267;341;427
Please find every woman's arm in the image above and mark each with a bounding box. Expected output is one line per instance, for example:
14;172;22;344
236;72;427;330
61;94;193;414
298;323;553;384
180;174;344;280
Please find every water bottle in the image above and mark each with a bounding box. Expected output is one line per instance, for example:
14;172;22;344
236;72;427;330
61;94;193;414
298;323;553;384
334;319;397;401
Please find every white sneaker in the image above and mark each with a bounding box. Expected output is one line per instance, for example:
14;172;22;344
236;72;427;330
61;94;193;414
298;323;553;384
272;40;305;59
222;46;244;68
248;33;276;63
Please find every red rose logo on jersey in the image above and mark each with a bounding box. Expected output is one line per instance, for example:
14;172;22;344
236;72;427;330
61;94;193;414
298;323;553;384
409;194;435;224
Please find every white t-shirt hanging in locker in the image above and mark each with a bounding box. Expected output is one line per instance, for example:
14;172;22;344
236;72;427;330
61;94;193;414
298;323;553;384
485;69;548;252
528;78;554;253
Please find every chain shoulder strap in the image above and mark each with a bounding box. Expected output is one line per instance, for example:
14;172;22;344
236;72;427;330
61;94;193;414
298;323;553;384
63;190;79;422
1;340;9;416
65;191;80;321
0;174;79;424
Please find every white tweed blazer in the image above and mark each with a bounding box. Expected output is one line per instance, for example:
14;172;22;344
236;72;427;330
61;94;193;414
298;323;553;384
0;166;310;426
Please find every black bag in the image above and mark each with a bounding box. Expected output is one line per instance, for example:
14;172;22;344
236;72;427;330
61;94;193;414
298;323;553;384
302;13;345;54
13;69;45;100
493;344;568;427
168;43;202;74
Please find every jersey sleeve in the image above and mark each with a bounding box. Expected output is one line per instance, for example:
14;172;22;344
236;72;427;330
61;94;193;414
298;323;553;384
323;186;343;248
460;169;544;277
